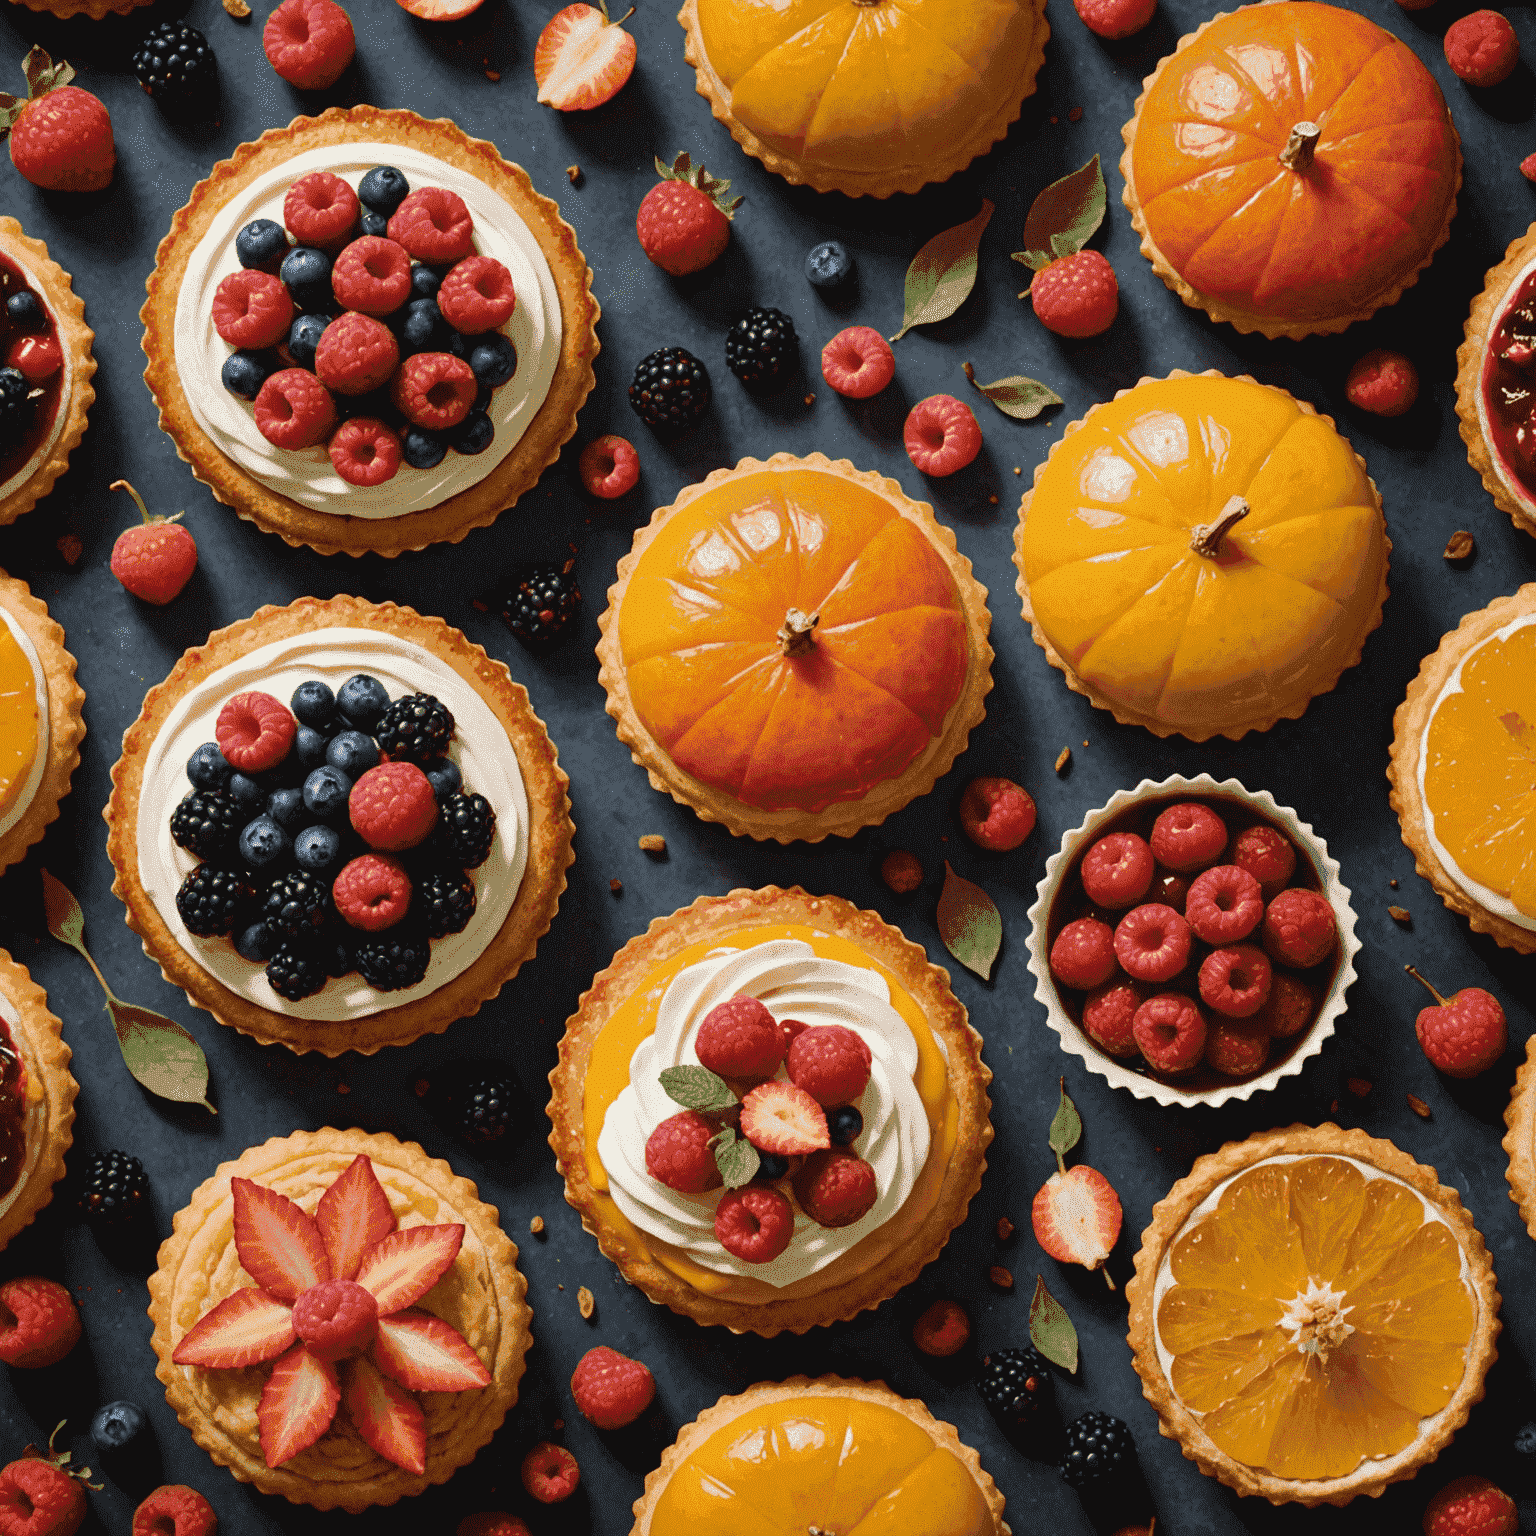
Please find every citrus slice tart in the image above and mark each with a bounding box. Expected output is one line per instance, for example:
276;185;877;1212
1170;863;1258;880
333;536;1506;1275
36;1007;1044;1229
1387;585;1536;954
0;571;86;877
548;886;992;1336
0;217;96;527
631;1376;1010;1534
105;594;573;1055
1127;1124;1500;1506
1502;1037;1536;1237
598;453;993;842
147;1128;531;1512
1014;371;1389;742
141;105;599;558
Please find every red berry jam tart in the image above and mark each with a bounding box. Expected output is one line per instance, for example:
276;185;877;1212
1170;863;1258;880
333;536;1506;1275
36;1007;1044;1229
0;218;95;527
148;1128;531;1511
548;886;992;1334
106;595;574;1055
142;106;599;557
1026;775;1361;1108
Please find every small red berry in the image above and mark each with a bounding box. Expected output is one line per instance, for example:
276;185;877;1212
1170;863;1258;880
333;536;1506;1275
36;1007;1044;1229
0;1277;81;1367
1523;152;1536;185
348;761;438;850
332;854;412;932
328;417;402;488
912;1298;971;1357
636;154;737;276
392;351;477;430
264;0;356;90
644;1110;721;1194
1261;888;1336;969
793;1147;878;1229
1444;10;1519;87
1132;992;1207;1074
1422;1475;1518;1536
131;1485;217;1536
1255;972;1314;1038
331;236;413;316
254;368;337;450
458;1517;530;1536
0;1454;85;1536
1150;801;1228;873
1184;864;1264;945
215;691;297;773
6;333;62;383
3;48;115;193
1198;942;1273;1018
880;849;922;894
290;1277;379;1362
109;481;198;606
212;270;294;350
714;1184;795;1261
1081;980;1143;1058
283;171;359;253
438;256;517;334
1231;824;1296;896
314;311;399;397
904;394;982;476
570;1345;656;1429
520;1442;579;1504
1049;917;1118;991
786;1024;872;1107
1346;348;1419;417
577;434;640;498
1205;1018;1271;1077
1408;967;1508;1079
1073;0;1155;37
820;326;896;399
388;187;476;265
958;776;1036;851
695;994;785;1079
1114;903;1192;984
1080;832;1155;909
1031;250;1119;338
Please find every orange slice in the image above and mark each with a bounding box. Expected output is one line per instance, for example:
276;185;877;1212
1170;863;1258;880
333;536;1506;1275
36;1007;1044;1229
0;619;40;822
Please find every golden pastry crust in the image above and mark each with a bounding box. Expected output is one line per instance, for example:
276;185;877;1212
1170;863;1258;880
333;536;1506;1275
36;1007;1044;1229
0;952;75;1253
0;573;86;877
598;453;994;842
105;594;574;1054
1126;1123;1501;1507
1503;1037;1536;1238
1455;225;1536;540
0;218;96;527
141;106;600;558
1012;369;1390;742
631;1376;1010;1535
1386;584;1536;954
147;1128;530;1512
678;0;1048;199
548;886;993;1335
9;0;153;16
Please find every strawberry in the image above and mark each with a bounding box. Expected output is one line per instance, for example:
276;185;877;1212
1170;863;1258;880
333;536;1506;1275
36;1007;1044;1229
171;1288;297;1369
636;153;741;276
0;49;114;193
257;1344;340;1468
570;1345;655;1429
397;0;486;15
231;1178;332;1302
372;1309;491;1392
352;1223;464;1313
109;482;198;606
1422;1476;1518;1536
1032;1165;1123;1282
342;1355;425;1475
737;1080;830;1157
0;1426;93;1536
535;1;637;111
315;1155;397;1283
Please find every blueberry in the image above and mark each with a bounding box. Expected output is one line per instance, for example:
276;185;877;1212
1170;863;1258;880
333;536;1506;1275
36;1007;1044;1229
805;240;854;291
239;815;291;869
359;209;389;238
280;248;333;314
236;218;289;274
221;349;277;401
336;674;390;731
828;1105;863;1146
449;410;494;455
754;1149;790;1182
326;730;380;778
402;427;447;469
266;786;307;833
303;765;352;821
287;313;331;371
186;741;231;791
227;773;265;815
410;264;441;301
359;165;410;216
445;328;468;359
90;1400;148;1456
288;680;333;728
468;333;517;390
421;757;461;800
294;823;343;874
235;921;278;963
1516;1421;1536;1461
294;725;331;772
399;298;447;356
4;290;46;332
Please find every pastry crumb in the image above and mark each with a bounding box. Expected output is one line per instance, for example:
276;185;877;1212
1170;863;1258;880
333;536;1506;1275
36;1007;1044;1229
485;69;501;81
567;165;583;185
578;1286;595;1320
1444;530;1475;562
1388;906;1411;925
1390;878;1399;888
530;1215;545;1235
222;0;252;15
1055;747;1071;774
609;878;622;894
987;493;999;505
988;1265;1014;1291
1013;466;1021;474
995;1216;1015;1243
638;834;666;854
803;394;816;405
1407;1094;1432;1119
336;1082;350;1094
1347;1077;1372;1098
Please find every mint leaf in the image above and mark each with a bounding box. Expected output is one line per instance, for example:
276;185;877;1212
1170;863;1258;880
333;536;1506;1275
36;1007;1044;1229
891;201;994;342
710;1127;760;1189
937;861;1002;981
1048;1077;1082;1173
963;362;1062;421
1030;1275;1079;1373
658;1064;738;1113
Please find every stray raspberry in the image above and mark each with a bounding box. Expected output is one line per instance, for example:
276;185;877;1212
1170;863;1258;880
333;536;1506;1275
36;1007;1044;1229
577;435;640;498
1073;0;1155;38
438;256;517;334
283;171;359;253
458;1518;530;1536
695;994;785;1079
912;1298;971;1357
820;326;896;399
131;1485;218;1536
348;761;438;850
264;0;355;89
1261;888;1336;969
216;691;296;773
331;236;413;316
1444;10;1519;87
1031;250;1119;337
332;854;412;932
392;351;477;430
785;1024;872;1107
1523;153;1536;185
211;270;293;350
0;1456;85;1536
904;394;982;476
1422;1475;1518;1536
795;1147;878;1228
644;1110;721;1194
254;368;336;449
314;311;399;397
959;776;1036;851
388;187;475;264
881;849;922;893
1198;943;1273;1018
1205;1018;1270;1077
1409;968;1508;1079
1049;917;1118;991
328;417;402;488
520;1442;579;1504
1346;348;1419;417
714;1185;795;1262
570;1345;656;1429
0;1277;81;1367
1132;992;1207;1074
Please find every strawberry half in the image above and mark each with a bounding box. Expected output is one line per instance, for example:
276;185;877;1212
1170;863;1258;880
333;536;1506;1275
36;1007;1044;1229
1031;1166;1123;1281
353;1223;464;1314
737;1081;830;1157
534;1;636;111
232;1177;332;1302
257;1344;341;1467
316;1155;397;1283
344;1354;427;1474
172;1287;297;1369
373;1309;491;1393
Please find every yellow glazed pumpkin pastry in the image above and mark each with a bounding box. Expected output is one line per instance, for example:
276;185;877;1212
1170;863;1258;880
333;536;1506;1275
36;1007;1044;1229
631;1376;1009;1534
1127;1124;1499;1506
679;0;1049;198
1503;1038;1536;1238
598;453;992;842
1014;371;1388;741
1387;585;1536;954
548;887;992;1335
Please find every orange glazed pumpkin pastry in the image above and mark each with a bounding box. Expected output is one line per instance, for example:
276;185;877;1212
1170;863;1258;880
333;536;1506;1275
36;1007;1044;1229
1127;1124;1499;1506
1014;371;1389;742
1502;1037;1536;1238
1121;1;1460;339
598;453;992;841
548;887;992;1336
631;1376;1009;1534
1387;585;1536;955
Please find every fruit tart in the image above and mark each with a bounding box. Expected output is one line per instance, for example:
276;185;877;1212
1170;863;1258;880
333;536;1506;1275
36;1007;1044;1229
0;217;95;526
142;106;599;558
598;453;993;841
1503;1037;1536;1238
549;886;992;1336
106;595;573;1055
1014;371;1389;741
148;1128;530;1512
631;1376;1009;1534
0;571;86;877
1387;585;1536;954
1128;1124;1499;1506
12;0;152;17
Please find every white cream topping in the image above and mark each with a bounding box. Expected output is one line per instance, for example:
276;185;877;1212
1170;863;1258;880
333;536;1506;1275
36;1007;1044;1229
0;603;50;843
171;141;562;519
1417;609;1536;933
1476;247;1536;520
0;244;73;506
134;627;529;1022
597;939;934;1289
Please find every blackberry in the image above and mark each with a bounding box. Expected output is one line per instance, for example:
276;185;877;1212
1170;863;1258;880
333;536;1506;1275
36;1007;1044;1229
0;368;32;447
263;869;332;942
176;864;254;937
501;561;581;650
91;1400;148;1456
133;21;217;110
170;789;239;861
79;1150;150;1231
978;1347;1056;1434
266;942;328;1001
725;307;799;392
1059;1411;1135;1488
355;928;432;992
629;346;711;433
459;1076;515;1146
374;694;454;764
436;792;496;868
418;866;477;938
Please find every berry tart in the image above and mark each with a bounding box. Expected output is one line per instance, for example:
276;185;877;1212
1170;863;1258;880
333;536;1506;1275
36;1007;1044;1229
1387;585;1536;954
0;218;95;527
598;453;993;841
106;595;573;1055
142;106;599;557
548;886;992;1335
631;1376;1009;1534
147;1128;530;1512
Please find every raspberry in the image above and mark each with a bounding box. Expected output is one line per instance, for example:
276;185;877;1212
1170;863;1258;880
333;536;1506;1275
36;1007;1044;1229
392;351;477;430
1032;250;1119;337
1411;973;1508;1079
1081;980;1142;1057
958;776;1036;851
0;1277;81;1367
0;1458;85;1536
1205;1018;1271;1078
1423;1476;1518;1536
570;1345;655;1430
714;1185;795;1262
1115;903;1192;984
785;1025;872;1107
644;1110;721;1194
1049;917;1118;990
254;368;336;449
1524;153;1536;185
1262;888;1336;969
694;994;785;1078
880;849;922;894
1444;11;1519;87
904;394;982;476
131;1485;216;1536
330;236;412;316
520;1442;579;1504
388;187;475;264
332;854;412;932
348;761;439;850
1198;942;1273;1018
1231;824;1296;896
820;326;895;399
290;1277;379;1362
1346;348;1419;417
1149;801;1227;872
912;1298;970;1357
577;434;640;498
779;1018;809;1052
1255;971;1314;1037
1185;864;1264;945
314;311;399;397
438;256;517;334
1081;832;1155;909
458;1517;530;1536
215;691;296;772
283;171;359;253
264;0;355;89
635;177;731;276
1132;993;1207;1074
794;1147;878;1228
211;269;293;350
328;418;402;487
1073;0;1155;38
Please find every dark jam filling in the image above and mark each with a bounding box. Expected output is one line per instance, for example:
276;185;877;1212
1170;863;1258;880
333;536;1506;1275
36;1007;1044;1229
0;253;64;489
0;1015;27;1202
1483;265;1536;501
1046;792;1343;1093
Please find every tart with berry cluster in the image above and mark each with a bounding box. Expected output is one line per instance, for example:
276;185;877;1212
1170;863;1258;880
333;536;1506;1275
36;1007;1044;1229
148;1127;530;1512
106;594;573;1055
549;886;992;1335
142;105;599;558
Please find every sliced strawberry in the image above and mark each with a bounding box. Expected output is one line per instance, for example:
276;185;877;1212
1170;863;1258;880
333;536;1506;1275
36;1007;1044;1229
354;1223;464;1315
534;2;636;111
372;1308;491;1393
172;1287;297;1369
737;1080;830;1157
257;1343;340;1467
343;1354;426;1474
316;1156;397;1282
232;1177;331;1302
1031;1165;1123;1278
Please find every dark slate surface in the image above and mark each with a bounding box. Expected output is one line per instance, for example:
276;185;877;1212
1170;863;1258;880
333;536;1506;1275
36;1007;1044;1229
0;0;1534;1530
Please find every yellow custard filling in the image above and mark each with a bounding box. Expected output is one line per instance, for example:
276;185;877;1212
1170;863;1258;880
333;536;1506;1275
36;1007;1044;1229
0;622;40;822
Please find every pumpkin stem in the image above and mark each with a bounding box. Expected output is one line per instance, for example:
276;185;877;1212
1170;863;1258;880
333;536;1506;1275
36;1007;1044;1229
1189;495;1250;558
1278;121;1321;172
778;607;820;656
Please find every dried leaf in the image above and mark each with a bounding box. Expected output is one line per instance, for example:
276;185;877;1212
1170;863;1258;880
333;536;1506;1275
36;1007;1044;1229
710;1127;760;1189
1444;530;1475;561
41;869;84;950
937;862;1002;980
1048;1078;1082;1171
1013;156;1105;274
110;1002;214;1111
891;201;994;342
962;361;1062;421
658;1065;737;1113
1055;747;1072;774
1030;1275;1079;1373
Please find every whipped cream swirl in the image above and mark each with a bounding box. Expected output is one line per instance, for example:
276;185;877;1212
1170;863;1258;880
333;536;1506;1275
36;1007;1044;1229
0;603;49;843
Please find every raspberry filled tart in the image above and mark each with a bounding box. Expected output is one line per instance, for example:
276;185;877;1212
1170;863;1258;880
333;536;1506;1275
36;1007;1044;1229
106;595;573;1054
142;106;599;557
548;886;992;1335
